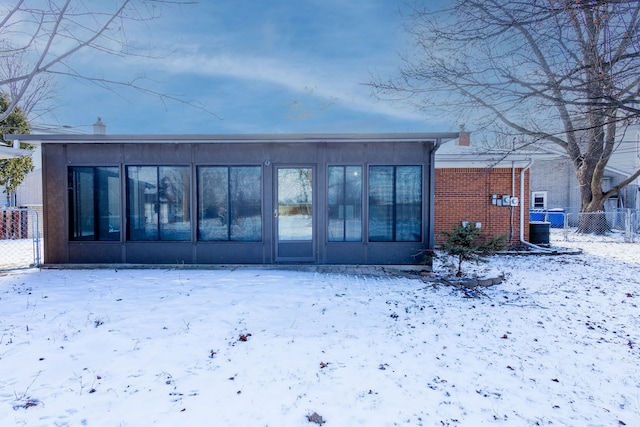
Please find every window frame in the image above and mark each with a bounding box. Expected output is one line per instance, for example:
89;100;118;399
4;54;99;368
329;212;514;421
197;165;263;242
327;165;363;242
531;191;547;209
126;165;192;241
68;166;121;242
368;165;423;242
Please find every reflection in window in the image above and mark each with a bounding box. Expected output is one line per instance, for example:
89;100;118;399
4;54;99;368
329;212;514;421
368;166;422;242
68;167;121;241
328;166;362;242
278;168;312;241
198;166;262;241
127;166;191;241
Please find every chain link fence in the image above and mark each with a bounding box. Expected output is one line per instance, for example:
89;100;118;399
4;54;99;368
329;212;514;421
561;209;639;243
0;207;41;270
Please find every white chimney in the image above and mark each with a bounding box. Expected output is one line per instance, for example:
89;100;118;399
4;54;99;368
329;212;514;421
93;117;106;135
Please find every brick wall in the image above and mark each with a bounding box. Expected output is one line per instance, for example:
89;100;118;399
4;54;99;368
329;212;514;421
434;168;530;246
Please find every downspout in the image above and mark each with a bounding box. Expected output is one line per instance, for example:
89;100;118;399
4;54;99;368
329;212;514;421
520;159;554;252
511;162;516;244
428;139;443;250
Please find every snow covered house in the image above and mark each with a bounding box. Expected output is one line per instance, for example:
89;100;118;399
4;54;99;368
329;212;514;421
6;132;468;266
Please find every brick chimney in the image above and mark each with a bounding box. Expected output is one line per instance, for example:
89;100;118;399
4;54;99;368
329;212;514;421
456;124;470;146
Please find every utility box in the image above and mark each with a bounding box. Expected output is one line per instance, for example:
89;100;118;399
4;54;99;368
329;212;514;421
529;221;550;245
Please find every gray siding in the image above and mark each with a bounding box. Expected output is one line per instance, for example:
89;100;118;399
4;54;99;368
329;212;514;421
531;158;638;213
42;138;437;265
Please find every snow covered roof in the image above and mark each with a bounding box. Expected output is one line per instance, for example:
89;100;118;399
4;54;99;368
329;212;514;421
436;137;561;168
0;143;32;159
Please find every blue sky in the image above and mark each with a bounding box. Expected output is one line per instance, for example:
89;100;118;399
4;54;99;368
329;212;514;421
41;0;450;135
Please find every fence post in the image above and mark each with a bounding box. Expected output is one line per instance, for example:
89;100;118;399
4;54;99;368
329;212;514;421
32;208;40;266
0;210;5;239
624;209;630;242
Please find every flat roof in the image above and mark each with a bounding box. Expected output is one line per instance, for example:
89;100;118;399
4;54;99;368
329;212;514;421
3;132;460;144
0;144;32;159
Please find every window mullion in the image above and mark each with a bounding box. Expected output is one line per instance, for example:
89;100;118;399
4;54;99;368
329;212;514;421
342;167;347;242
93;169;100;240
156;167;161;240
227;167;232;241
72;171;80;238
392;167;397;242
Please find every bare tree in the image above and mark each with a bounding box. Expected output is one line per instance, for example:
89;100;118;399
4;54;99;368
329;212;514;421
0;50;57;121
0;0;205;123
372;0;640;226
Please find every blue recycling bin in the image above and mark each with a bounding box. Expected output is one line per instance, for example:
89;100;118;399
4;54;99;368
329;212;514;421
529;209;546;222
547;208;565;228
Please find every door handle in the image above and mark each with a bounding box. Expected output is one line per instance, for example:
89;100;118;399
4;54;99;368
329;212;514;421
274;209;278;218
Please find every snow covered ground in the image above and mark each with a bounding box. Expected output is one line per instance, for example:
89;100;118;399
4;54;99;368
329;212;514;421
1;234;639;426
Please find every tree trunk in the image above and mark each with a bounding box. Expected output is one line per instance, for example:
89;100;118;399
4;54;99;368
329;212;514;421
576;174;608;234
577;211;608;234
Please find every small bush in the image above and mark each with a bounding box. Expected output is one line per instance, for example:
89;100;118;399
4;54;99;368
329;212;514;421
439;223;507;276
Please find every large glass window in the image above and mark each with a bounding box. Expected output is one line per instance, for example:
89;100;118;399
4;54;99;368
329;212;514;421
328;166;362;242
368;166;422;242
68;166;121;241
127;166;191;241
198;166;262;241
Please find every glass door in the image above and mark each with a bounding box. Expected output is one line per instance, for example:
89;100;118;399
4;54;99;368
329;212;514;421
275;167;314;261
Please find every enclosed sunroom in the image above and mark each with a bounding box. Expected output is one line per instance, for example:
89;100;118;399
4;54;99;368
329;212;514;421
8;133;459;265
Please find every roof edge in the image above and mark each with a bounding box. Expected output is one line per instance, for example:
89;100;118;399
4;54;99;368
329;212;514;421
0;145;33;159
3;132;461;144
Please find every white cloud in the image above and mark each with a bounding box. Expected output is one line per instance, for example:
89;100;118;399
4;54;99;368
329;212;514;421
160;52;427;123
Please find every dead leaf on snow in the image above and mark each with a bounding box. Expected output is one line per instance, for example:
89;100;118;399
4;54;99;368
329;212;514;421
307;411;325;425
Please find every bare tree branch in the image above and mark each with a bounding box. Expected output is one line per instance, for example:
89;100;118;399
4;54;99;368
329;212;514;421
0;1;207;123
371;0;640;217
0;51;58;120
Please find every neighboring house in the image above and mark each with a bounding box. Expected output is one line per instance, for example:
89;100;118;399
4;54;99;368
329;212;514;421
6;132;461;266
434;135;556;247
0;142;33;240
13;142;41;208
0;141;31;160
12;123;93;236
530;124;640;220
0;141;33;205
